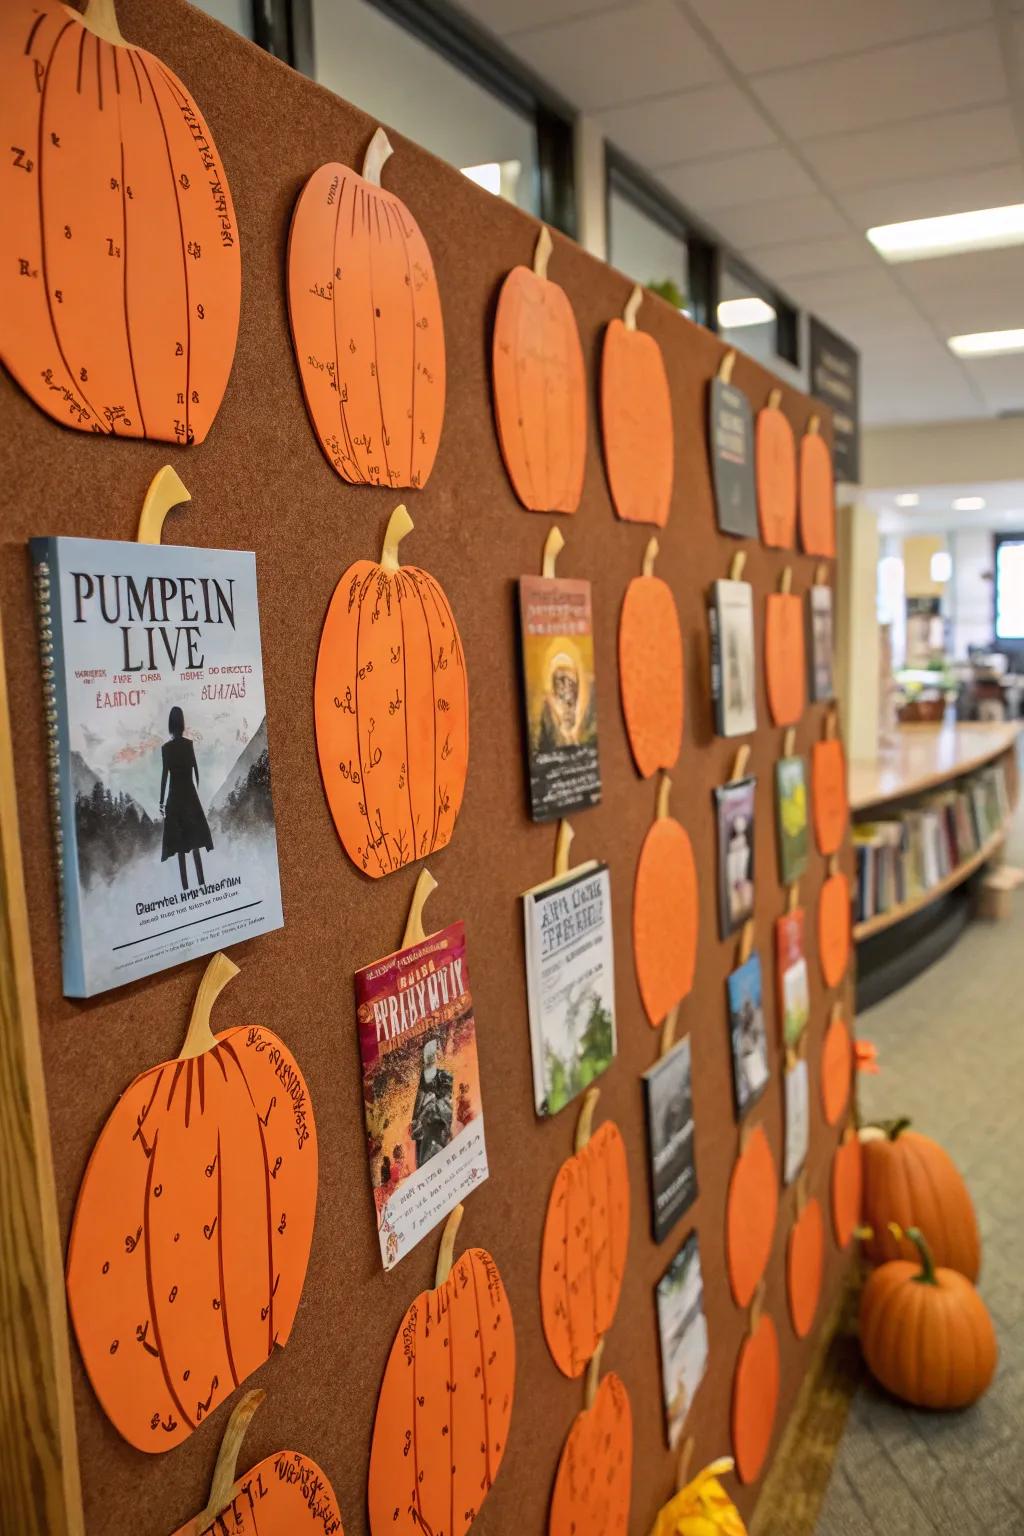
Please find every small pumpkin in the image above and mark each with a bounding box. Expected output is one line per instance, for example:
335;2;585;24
812;732;847;855
619;538;684;778
799;420;835;558
755;390;796;549
169;1389;345;1535
786;1189;824;1340
831;1126;862;1248
550;1349;632;1536
726;1124;778;1309
314;505;469;878
731;1302;779;1485
764;570;806;727
493;224;586;513
368;1205;515;1536
859;1226;997;1409
820;1007;852;1127
1;0;241;442
633;776;699;1028
541;1088;630;1378
287;128;445;489
66;954;318;1453
648;1456;748;1536
601;284;674;526
859;1119;980;1280
818;867;851;989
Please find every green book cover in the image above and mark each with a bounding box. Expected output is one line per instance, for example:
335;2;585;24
775;754;809;886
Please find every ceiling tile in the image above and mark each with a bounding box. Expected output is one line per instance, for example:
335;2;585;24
455;0;616;38
750;27;1006;140
839;163;1024;229
895;247;1024;333
861;345;986;424
685;0;991;74
800;105;1019;190
509;0;722;110
709;192;847;247
596;82;775;167
747;235;877;282
658;145;814;210
964;354;1024;414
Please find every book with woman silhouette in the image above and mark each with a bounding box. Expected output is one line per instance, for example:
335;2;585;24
160;706;214;891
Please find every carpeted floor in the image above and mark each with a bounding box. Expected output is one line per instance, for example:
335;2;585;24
816;796;1024;1534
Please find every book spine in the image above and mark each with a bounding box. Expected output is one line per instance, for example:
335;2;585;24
32;551;63;915
707;596;723;733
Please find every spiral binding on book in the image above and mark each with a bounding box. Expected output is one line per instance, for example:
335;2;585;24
33;556;64;931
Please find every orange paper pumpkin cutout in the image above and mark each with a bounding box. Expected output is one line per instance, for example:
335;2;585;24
799;424;836;557
812;736;847;854
731;1308;779;1485
287;128;445;488
619;539;684;778
368;1207;515;1536
756;393;796;549
66;954;318;1454
1;0;241;442
314;505;469;878
786;1195;824;1340
170;1389;345;1535
818;870;851;988
601;285;674;526
541;1090;630;1378
765;578;806;727
493;226;587;513
726;1124;779;1308
549;1361;632;1536
820;1009;853;1126
831;1129;862;1248
633;777;698;1027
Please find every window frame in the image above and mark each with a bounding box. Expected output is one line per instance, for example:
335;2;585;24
604;146;716;327
993;533;1024;649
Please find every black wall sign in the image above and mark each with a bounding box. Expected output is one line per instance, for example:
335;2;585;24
808;317;860;485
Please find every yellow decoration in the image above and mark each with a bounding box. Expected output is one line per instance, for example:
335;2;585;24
649;1458;748;1536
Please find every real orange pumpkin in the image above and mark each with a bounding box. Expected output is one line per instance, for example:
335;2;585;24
812;735;848;855
731;1307;779;1485
549;1357;632;1536
859;1226;997;1409
786;1193;824;1340
288;128;445;489
601;284;674;526
859;1120;980;1280
726;1124;778;1308
541;1088;630;1378
818;869;850;988
633;777;698;1028
799;424;836;558
66;954;318;1454
0;0;241;442
368;1206;515;1536
314;505;469;878
765;578;806;727
820;1008;852;1127
830;1127;862;1248
756;392;797;549
619;539;684;779
492;225;587;513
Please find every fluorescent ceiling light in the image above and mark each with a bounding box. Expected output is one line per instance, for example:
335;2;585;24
952;496;985;511
717;296;776;329
461;162;501;196
895;493;919;507
948;328;1024;358
868;203;1024;263
930;552;952;583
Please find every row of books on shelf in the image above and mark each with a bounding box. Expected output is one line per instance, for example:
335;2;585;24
853;761;1012;924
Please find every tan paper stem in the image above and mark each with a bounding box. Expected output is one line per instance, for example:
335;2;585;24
828;853;838;879
553;819;574;878
729;550;747;582
783;727;796;758
362;126;394;187
623;284;643;331
655;772;671;821
81;0;126;43
815;563;828;587
729;744;751;783
533;225;553;280
401;868;437;949
575;1085;599;1154
808;414;821;436
380;504;413;572
787;882;799;913
767;387;783;411
136;466;190;545
785;1045;796;1072
435;1203;464;1287
738;917;754;966
739;1121;751;1154
719;349;736;384
542;524;565;579
750;1278;765;1332
584;1336;605;1410
780;566;792;595
202;1388;266;1523
796;1169;808;1214
642;535;659;578
660;1003;679;1058
825;704;838;741
676;1434;695;1493
179;952;239;1061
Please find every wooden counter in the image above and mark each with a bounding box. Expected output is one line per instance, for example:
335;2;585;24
850;720;1022;813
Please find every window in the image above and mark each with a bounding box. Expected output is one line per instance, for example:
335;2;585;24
605;150;715;325
994;536;1024;642
717;257;799;376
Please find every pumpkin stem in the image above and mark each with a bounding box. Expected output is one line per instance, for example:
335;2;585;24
888;1116;912;1141
541;524;564;579
80;0;126;44
136;466;190;545
574;1085;599;1153
906;1225;939;1286
642;535;659;578
179;952;239;1061
203;1388;265;1523
808;412;821;436
659;1002;678;1058
655;772;671;822
728;549;746;582
787;880;799;913
675;1434;695;1491
533;224;553;280
553;819;574;879
401;868;437;949
718;349;736;384
815;562;828;587
783;727;796;758
738;917;754;966
435;1203;464;1286
768;387;783;411
729;742;751;783
779;565;792;596
583;1336;605;1410
362;126;394;187
380;504;413;572
623;283;643;331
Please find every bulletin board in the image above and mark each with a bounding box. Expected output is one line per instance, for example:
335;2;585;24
0;2;855;1532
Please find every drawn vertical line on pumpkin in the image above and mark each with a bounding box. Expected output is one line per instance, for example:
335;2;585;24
329;176;363;485
510;285;537;508
353;566;390;875
468;1254;495;1492
75;24;86;92
446;1261;457;1534
94;33;103;112
408;572;440;852
166;1058;185;1110
137;54;192;443
365;190;394;489
124;43;143;103
184;1057;193;1130
213;1128;241;1389
419;574;460;841
142;1128;195;1430
386;197;418;486
411;1298;426;1532
113;70;147;437
394;570;417;855
23;10;47;55
197;1052;205;1115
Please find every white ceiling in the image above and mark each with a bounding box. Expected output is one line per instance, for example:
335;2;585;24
456;0;1024;429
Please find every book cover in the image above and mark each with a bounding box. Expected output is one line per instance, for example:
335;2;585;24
355;920;488;1271
708;377;758;538
518;573;601;821
775;909;810;1048
643;1034;698;1243
808;584;835;701
523;862;616;1116
726;953;770;1119
775;753;809;885
655;1231;709;1448
31;535;283;998
715;774;757;937
708;579;757;737
784;1057;810;1185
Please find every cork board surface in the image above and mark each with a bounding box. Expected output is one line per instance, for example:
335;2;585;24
0;3;854;1531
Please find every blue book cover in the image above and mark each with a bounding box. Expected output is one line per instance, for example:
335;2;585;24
30;536;284;997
